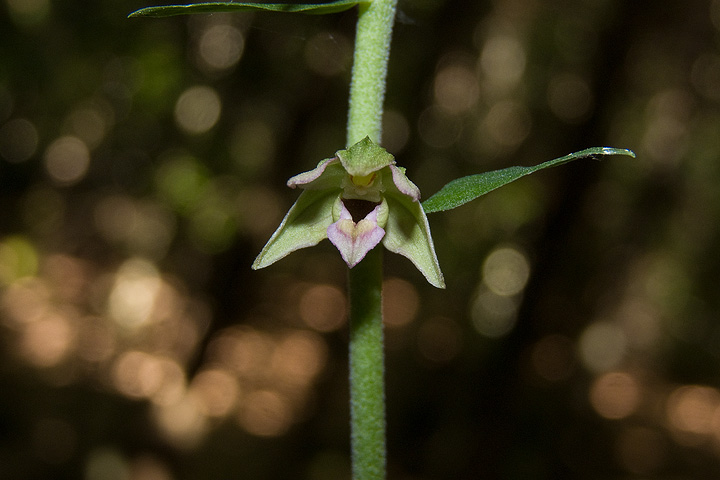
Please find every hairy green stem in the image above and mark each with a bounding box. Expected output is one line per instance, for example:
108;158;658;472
348;247;385;480
346;1;397;478
346;0;398;146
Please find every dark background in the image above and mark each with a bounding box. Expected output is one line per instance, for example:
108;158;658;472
3;0;720;478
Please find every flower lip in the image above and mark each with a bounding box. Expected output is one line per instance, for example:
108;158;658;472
327;200;386;268
342;198;380;223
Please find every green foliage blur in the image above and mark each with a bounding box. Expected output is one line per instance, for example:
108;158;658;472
3;0;720;478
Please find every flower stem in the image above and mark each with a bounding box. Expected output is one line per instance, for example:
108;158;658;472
348;247;385;480
346;2;397;477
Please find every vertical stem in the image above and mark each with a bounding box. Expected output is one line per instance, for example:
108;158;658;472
348;247;384;480
346;0;398;146
346;1;397;478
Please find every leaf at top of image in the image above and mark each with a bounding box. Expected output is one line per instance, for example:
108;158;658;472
128;0;361;18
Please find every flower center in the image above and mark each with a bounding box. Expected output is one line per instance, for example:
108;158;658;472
350;173;376;187
342;198;379;223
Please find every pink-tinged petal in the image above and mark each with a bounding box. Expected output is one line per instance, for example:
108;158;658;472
287;157;345;190
389;165;420;201
327;202;385;268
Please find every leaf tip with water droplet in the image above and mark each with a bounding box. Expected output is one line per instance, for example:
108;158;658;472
600;147;636;158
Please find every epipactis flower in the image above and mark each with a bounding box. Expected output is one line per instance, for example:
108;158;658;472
252;137;445;288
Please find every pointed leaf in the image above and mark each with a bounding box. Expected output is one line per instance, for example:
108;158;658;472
252;188;339;269
128;0;360;18
422;147;636;214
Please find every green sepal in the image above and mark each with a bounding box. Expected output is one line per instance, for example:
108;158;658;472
336;136;395;177
128;0;360;18
252;188;340;269
383;195;445;289
381;167;445;288
422;147;636;214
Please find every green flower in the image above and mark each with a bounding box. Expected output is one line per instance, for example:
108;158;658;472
252;137;445;288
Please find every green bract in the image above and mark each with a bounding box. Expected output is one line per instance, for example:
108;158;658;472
252;137;445;288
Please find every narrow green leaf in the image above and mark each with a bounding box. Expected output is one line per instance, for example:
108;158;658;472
422;147;636;214
128;0;360;17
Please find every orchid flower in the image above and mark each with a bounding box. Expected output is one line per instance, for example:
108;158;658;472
252;137;445;288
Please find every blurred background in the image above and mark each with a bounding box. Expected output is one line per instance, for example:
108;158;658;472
2;0;720;478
